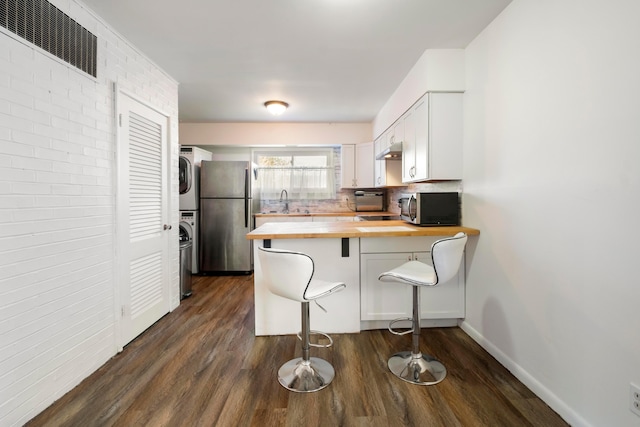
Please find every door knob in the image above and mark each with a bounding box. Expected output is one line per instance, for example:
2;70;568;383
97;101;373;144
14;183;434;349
163;224;172;230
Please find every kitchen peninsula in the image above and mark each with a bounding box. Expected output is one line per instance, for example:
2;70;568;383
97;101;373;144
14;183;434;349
247;220;479;336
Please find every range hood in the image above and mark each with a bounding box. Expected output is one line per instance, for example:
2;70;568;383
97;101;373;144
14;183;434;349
375;142;402;160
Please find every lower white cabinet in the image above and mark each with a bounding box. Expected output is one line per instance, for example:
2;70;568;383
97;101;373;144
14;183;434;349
360;237;465;322
253;237;361;335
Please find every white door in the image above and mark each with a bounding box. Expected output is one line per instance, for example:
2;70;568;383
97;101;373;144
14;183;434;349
117;91;171;349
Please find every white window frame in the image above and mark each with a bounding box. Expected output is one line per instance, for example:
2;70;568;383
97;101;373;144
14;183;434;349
253;147;337;200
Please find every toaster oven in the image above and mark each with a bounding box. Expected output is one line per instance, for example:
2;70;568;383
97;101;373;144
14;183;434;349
355;190;384;212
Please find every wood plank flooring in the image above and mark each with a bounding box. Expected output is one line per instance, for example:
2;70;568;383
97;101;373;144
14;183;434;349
27;274;569;427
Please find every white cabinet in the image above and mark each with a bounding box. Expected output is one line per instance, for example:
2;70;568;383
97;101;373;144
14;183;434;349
253;237;361;335
341;142;374;188
374;158;402;187
402;92;463;183
360;236;465;322
374;131;403;188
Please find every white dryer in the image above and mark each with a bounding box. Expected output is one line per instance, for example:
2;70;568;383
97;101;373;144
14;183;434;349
179;210;200;274
179;146;213;211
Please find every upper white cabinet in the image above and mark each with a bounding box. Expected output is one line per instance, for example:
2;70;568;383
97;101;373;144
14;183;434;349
341;142;374;188
374;130;403;188
402;92;463;183
374;156;402;188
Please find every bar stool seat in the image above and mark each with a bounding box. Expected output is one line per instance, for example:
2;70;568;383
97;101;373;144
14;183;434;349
378;232;467;386
258;246;345;392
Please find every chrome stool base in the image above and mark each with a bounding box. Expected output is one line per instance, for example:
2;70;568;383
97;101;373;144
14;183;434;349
278;357;335;392
388;351;447;385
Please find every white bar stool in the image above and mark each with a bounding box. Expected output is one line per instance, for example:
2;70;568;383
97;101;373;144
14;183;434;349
378;232;468;385
258;246;346;392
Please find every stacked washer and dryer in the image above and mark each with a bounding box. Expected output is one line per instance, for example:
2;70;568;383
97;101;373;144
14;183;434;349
179;146;213;297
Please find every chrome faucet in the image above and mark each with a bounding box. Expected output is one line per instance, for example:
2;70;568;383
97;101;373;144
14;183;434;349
279;189;289;214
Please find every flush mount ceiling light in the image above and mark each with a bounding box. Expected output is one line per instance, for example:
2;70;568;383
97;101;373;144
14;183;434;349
264;100;289;116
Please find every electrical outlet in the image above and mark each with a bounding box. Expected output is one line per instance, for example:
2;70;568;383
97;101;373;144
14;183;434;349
631;383;640;417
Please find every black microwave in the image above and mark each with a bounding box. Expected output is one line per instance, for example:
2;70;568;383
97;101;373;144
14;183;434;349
398;192;460;226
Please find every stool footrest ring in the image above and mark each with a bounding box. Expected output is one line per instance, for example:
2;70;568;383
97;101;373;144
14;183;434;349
296;330;334;348
388;317;414;336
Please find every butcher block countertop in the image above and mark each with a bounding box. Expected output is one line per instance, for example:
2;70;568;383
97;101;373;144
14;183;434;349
246;220;480;240
254;211;392;218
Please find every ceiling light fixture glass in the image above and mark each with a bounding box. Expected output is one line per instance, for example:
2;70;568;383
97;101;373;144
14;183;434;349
264;100;289;116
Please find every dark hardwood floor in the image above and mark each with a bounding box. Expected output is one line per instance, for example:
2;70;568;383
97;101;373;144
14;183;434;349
27;274;569;427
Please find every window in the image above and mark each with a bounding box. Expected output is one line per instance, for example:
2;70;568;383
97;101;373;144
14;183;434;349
254;148;336;199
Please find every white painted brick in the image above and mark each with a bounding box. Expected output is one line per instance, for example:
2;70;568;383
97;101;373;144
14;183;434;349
70;174;97;186
81;164;108;177
0;234;110;270
51;138;84;155
0;195;36;209
0;0;179;424
11;155;52;171
0;140;34;157
50;184;82;196
0;249;112;294
51;161;82;175
67;153;95;167
0;98;9;115
82;147;110;161
11;130;50;148
10;182;52;195
0;86;34;111
11;76;51;103
0;39;10;60
0;167;36;182
33;99;69;120
32;124;69;145
36;171;72;184
81;184;111;196
0;65;9;88
50;91;83;114
51;115;84;134
10;104;50;126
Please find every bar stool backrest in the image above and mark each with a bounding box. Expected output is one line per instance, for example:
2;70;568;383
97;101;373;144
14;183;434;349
258;247;314;302
431;232;468;286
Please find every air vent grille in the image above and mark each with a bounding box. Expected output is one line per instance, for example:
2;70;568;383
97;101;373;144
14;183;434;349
1;0;97;77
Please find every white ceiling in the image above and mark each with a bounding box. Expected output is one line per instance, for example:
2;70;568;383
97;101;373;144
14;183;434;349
80;0;512;123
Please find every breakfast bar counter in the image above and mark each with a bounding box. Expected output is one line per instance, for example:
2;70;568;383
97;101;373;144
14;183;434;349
247;221;480;336
246;220;479;240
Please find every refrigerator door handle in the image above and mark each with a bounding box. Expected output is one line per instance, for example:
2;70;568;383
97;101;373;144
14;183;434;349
244;167;249;228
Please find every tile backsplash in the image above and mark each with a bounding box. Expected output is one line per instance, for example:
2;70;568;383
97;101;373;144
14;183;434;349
260;182;463;214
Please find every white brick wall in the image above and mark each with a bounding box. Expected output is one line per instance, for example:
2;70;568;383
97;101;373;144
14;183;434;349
0;0;179;425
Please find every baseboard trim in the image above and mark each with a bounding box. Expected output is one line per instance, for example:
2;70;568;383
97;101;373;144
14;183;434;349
459;320;590;427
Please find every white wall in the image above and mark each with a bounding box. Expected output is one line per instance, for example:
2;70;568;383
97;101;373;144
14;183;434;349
372;49;465;139
0;1;179;425
180;122;372;146
462;1;640;426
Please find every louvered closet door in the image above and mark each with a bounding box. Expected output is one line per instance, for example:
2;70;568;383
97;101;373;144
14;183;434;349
117;92;170;347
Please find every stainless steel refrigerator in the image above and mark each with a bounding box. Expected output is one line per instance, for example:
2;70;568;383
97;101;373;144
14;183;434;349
199;160;256;273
